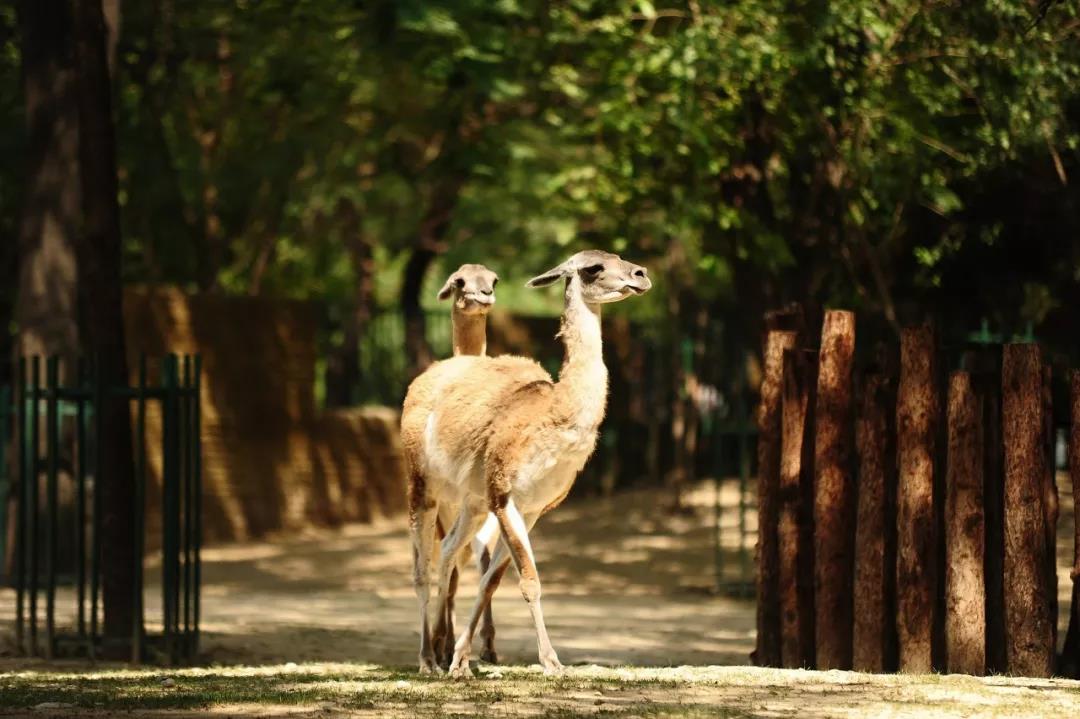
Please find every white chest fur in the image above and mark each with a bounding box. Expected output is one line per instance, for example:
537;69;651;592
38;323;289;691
512;422;599;514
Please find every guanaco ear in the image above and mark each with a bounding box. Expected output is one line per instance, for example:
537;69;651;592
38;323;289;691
437;274;462;301
526;262;571;288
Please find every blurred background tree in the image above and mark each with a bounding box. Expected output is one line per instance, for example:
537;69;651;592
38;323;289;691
3;0;1079;461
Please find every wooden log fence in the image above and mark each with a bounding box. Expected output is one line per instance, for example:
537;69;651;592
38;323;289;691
812;311;856;670
853;372;897;673
777;349;817;669
896;325;940;673
1062;372;1080;678
755;330;798;667
755;314;1075;679
944;371;985;675
1002;345;1055;677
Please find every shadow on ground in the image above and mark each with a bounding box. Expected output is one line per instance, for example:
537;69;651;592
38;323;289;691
185;482;758;668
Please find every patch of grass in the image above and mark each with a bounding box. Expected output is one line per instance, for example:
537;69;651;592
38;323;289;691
538;704;750;718
0;671;348;710
2;663;1079;718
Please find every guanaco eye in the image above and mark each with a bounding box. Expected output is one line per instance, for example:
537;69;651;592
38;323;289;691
455;277;465;288
583;264;604;275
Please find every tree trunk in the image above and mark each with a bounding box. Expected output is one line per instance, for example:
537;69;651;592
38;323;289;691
325;199;374;408
896;324;940;673
74;0;136;644
944;371;985;675
14;0;81;361
402;246;437;378
755;329;797;667
402;178;464;378
193;32;233;292
102;0;120;73
778;348;817;669
812;310;856;670
853;373;898;673
1001;344;1054;677
1061;370;1080;678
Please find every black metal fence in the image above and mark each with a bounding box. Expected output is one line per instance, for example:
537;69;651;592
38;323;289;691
8;354;202;664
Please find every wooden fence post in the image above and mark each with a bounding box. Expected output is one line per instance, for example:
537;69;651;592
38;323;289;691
853;373;898;672
1042;366;1059;656
755;330;798;667
944;371;985;675
972;349;1006;673
813;310;856;670
1062;370;1080;678
1001;344;1055;677
778;348;817;669
896;325;940;673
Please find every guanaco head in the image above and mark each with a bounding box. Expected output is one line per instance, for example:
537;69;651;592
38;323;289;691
526;250;651;304
438;263;499;316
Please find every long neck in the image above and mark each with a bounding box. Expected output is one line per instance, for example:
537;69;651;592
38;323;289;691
451;308;487;356
554;277;608;428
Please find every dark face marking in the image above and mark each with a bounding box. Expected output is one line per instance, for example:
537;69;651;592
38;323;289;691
527;250;652;304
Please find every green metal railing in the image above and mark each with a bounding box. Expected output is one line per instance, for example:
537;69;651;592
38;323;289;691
355;310;451;405
0;385;10;585
12;354;201;664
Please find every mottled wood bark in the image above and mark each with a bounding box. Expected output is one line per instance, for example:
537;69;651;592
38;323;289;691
325;199;374;408
755;330;798;667
945;371;985;675
853;373;898;673
813;310;856;670
191;32;233;291
1061;371;1080;678
1042;366;1059;657
779;349;817;669
973;350;1007;673
764;304;806;339
15;0;81;360
896;325;939;673
403;176;464;379
1001;344;1054;677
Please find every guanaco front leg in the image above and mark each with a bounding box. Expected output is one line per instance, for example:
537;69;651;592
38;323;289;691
431;505;485;668
450;540;511;677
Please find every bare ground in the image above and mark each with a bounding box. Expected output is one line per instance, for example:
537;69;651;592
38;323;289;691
1;479;1078;717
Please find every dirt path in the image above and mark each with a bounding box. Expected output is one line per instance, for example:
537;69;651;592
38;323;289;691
1;477;1075;668
189;482;756;668
1;479;1079;717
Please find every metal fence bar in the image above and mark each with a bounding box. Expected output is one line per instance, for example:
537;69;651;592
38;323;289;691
133;354;147;663
192;354;202;657
14;358;26;652
10;352;201;664
181;356;193;660
0;385;9;588
162;354;178;664
712;430;724;592
45;356;59;659
76;358;87;641
90;356;103;649
29;357;40;655
737;389;751;588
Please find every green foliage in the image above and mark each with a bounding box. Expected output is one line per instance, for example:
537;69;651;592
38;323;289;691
4;0;1080;342
0;5;23;344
